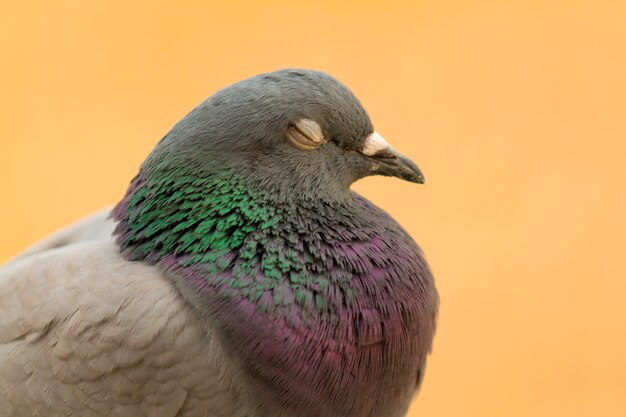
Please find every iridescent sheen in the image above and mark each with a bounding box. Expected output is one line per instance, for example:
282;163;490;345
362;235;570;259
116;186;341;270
113;166;438;416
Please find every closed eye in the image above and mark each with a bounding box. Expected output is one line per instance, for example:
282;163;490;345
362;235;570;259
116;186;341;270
286;119;326;151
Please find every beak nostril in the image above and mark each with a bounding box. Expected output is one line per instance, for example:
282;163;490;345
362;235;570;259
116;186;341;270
361;132;391;156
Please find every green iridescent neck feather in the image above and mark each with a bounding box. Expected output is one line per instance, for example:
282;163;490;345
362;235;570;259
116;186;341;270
113;168;382;323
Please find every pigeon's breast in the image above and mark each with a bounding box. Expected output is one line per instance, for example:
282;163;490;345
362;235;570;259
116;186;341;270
171;209;437;417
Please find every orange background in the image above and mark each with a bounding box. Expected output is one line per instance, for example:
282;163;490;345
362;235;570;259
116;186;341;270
1;1;625;416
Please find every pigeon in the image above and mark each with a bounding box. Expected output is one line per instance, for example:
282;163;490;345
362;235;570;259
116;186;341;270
0;69;438;417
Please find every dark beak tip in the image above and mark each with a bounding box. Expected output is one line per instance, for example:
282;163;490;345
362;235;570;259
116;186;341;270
407;172;425;184
400;158;425;185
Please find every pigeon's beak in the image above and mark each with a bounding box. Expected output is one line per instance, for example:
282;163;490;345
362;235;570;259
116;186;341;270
359;132;425;184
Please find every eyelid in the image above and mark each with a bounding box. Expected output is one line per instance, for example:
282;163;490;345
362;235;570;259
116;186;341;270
286;119;326;151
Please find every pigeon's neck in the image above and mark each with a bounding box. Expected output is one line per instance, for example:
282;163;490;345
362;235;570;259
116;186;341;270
113;167;364;324
113;167;437;417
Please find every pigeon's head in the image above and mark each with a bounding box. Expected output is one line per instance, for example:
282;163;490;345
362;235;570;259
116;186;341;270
145;69;423;201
